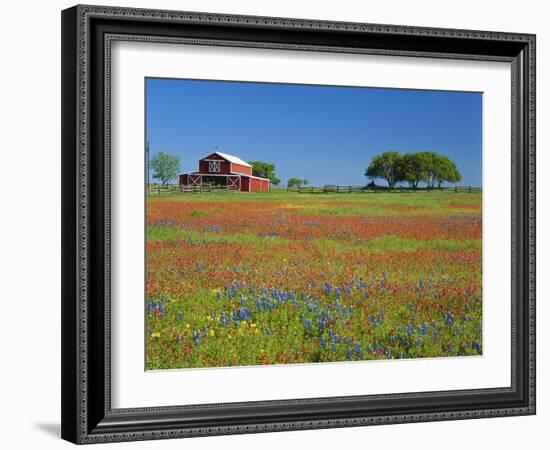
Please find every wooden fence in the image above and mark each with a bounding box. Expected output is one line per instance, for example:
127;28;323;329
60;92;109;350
147;183;235;195
287;185;482;194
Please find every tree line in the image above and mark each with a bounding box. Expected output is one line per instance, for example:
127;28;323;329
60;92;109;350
149;149;462;190
365;151;462;189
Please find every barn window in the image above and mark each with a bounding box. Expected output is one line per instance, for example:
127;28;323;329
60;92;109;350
209;160;221;172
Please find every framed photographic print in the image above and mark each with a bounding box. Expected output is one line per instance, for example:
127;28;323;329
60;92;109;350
61;4;536;444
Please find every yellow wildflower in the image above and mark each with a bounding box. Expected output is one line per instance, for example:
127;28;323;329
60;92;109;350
209;329;215;337
150;332;160;338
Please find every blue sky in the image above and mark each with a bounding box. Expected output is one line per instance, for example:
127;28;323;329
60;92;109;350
146;78;482;187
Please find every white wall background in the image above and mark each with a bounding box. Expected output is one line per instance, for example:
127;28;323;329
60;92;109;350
0;0;546;448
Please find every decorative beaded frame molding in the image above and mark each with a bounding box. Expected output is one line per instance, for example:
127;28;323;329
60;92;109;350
61;4;536;445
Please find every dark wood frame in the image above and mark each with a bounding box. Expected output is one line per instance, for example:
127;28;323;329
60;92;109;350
61;4;536;444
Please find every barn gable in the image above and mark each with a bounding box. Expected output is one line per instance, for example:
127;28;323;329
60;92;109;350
199;154;231;175
199;151;253;176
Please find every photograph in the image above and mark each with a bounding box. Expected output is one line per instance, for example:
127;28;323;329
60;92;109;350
145;78;483;370
55;2;537;445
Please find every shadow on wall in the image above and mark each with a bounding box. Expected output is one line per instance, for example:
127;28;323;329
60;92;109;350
34;422;60;438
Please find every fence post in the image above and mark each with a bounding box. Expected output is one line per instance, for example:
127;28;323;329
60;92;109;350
157;186;160;195
469;185;471;193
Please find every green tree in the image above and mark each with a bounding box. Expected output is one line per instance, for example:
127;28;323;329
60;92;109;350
249;161;280;186
420;152;462;189
364;150;461;190
433;155;462;188
365;150;403;189
287;177;309;188
399;152;429;189
150;151;180;185
422;152;439;189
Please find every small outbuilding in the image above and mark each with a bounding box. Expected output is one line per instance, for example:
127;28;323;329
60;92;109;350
179;152;270;192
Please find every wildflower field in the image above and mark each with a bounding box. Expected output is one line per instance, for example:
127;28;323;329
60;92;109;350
146;190;482;370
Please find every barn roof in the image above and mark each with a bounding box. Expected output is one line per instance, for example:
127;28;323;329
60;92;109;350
178;171;270;181
205;151;252;168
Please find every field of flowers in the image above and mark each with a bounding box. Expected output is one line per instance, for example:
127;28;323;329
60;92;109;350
146;191;482;370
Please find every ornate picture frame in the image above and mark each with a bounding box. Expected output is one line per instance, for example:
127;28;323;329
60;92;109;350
61;4;535;444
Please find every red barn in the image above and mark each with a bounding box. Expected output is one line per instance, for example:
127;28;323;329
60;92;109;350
179;152;270;192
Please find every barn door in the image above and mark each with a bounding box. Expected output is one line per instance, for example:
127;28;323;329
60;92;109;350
227;176;240;191
189;175;201;186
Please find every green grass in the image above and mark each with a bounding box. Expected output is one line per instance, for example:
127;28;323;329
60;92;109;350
149;189;482;217
150;187;480;203
148;225;480;254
